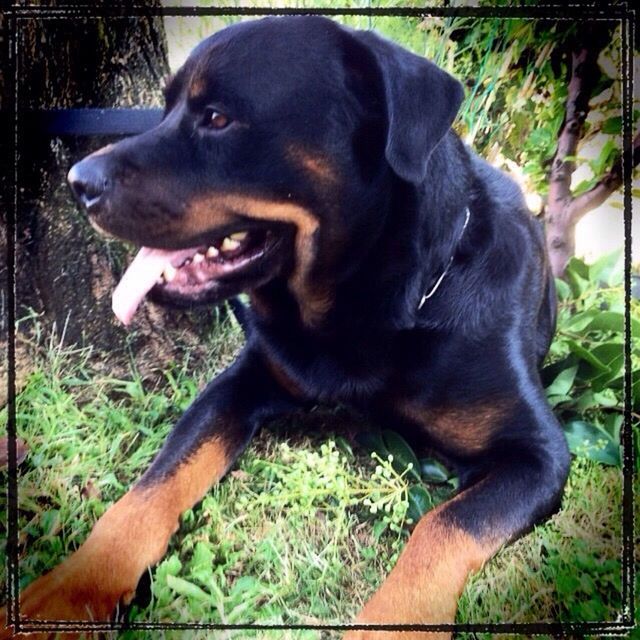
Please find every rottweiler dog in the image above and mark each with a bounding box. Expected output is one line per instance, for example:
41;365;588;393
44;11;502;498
6;15;570;638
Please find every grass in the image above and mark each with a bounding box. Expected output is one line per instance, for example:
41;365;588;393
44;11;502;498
0;315;625;638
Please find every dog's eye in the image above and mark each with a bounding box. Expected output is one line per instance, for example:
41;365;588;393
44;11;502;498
203;108;231;130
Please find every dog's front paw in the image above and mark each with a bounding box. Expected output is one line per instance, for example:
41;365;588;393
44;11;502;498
1;542;139;639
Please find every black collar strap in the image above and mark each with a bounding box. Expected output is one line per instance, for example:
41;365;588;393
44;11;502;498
418;207;471;310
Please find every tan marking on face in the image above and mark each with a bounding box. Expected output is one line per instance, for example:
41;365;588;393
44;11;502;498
185;193;331;325
87;143;115;158
287;144;338;185
346;503;498;638
397;401;510;455
188;74;207;100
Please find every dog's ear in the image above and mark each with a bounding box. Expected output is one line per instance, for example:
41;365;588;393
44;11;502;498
349;30;464;184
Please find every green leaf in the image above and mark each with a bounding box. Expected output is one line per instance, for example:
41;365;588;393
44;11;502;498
601;116;622;134
572;177;598;197
230;576;261;596
554;278;572;301
356;430;388;458
563;419;620;466
166;575;210;601
382;430;421;481
545;365;578;397
407;485;432;522
591;342;624;365
574;390;597;412
589;347;623;391
41;510;60;537
566;256;589;279
589;138;617;177
419;458;450;484
563;309;598;332
547;394;573;408
583;311;624;335
160;555;182;577
588;249;623;285
527;127;555;152
592;389;620;408
589;313;640;338
372;520;388;541
565;258;590;297
334;435;353;457
603;413;623;441
541;356;578;388
190;542;214;584
566;340;610;373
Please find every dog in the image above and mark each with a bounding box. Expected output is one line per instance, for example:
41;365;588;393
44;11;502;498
5;15;570;638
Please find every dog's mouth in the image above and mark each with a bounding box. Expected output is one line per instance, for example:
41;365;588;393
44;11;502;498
112;228;283;325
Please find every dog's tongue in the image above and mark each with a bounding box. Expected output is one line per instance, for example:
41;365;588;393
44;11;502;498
112;246;198;325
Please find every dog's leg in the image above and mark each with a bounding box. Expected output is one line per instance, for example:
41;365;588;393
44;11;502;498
2;349;293;637
344;411;569;640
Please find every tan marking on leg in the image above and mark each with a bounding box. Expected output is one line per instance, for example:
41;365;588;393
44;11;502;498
185;193;332;325
345;503;498;640
11;439;231;625
106;437;232;578
397;401;510;456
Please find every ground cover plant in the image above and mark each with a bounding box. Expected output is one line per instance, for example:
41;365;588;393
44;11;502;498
1;251;632;638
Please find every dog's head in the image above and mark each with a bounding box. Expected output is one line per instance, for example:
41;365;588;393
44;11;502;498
68;16;463;326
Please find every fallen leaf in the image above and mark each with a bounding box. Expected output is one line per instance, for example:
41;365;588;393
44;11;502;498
0;437;28;469
80;479;101;500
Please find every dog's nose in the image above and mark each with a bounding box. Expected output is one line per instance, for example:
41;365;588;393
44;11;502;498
67;157;110;211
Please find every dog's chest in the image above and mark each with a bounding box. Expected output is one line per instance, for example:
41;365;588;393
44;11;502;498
257;324;397;402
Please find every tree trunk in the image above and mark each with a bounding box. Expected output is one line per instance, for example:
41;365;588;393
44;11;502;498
5;2;223;392
542;24;626;279
544;44;601;278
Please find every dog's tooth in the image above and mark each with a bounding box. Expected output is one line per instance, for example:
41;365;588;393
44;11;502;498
229;231;248;242
193;253;205;264
220;237;241;252
206;246;219;258
164;264;177;281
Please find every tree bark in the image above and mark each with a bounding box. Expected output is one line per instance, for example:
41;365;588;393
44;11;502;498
543;25;636;278
545;43;601;277
6;3;223;390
